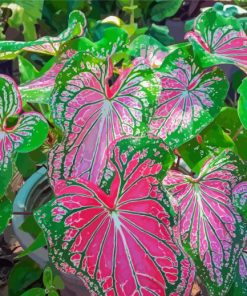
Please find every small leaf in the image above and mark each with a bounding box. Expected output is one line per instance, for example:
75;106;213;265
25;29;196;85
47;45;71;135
8;257;42;296
20;288;45;296
16;232;46;259
237;77;247;129
18;56;39;84
232;181;247;221
0;197;12;234
48;290;59;296
43;267;53;289
53;275;64;290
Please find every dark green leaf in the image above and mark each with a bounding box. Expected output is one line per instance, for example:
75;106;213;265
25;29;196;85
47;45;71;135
15;153;36;179
0;197;12;234
149;24;174;46
151;0;183;22
19;214;42;237
8;257;42;296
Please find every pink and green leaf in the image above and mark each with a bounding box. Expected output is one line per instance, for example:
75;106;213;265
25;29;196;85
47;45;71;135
149;45;229;149
0;10;86;60
35;136;196;296
186;8;247;72
0;75;48;196
163;150;247;295
48;52;160;189
232;182;247;221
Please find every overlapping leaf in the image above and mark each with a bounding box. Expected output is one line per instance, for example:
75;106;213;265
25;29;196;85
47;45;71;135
149;45;229;149
19;27;128;104
232;181;247;221
163;150;246;295
35;136;195;296
186;8;247;72
0;10;86;60
0;75;48;196
48;52;160;189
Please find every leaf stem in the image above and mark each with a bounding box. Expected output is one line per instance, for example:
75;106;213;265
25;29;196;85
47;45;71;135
13;212;33;215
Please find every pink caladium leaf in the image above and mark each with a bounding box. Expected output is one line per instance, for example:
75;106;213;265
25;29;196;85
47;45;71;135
0;10;86;60
0;75;48;196
19;27;128;104
185;8;247;72
35;136;195;296
163;150;247;295
149;45;229;149
48;52;160;190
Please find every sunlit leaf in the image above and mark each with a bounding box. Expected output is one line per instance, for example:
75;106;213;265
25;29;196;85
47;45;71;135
0;10;86;59
149;45;229;149
48;52;160;190
163;150;247;295
186;8;247;72
35;136;195;296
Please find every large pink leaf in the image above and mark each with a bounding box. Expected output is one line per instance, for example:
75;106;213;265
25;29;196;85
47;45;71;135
149;45;229;149
35;136;195;296
185;8;247;72
48;52;160;190
163;150;247;295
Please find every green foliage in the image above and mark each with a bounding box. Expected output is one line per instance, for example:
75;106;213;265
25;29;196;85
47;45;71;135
237;77;247;129
151;0;183;22
0;196;12;234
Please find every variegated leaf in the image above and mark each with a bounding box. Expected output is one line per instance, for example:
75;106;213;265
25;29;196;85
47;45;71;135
149;45;229;149
232;181;247;221
35;136;195;296
19;27;128;104
163;150;247;295
185;8;247;72
0;10;86;60
48;52;160;189
0;75;48;196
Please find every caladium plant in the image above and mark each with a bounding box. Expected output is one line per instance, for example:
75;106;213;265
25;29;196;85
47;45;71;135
0;3;247;296
35;136;195;296
0;75;48;196
163;150;247;295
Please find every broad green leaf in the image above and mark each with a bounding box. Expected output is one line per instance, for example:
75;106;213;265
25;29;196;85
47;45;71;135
35;136;195;296
1;0;44;41
16;232;46;259
149;45;229;149
20;288;45;296
48;52;160;189
149;24;174;46
0;75;48;197
8;257;42;296
0;197;12;234
15;153;36;178
151;0;183;22
164;150;247;296
0;10;86;59
237;77;247;129
43;267;53;289
186;8;247;72
178;123;236;172
18;56;39;84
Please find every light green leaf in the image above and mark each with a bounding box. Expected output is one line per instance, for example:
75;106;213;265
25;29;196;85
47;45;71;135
18;56;39;84
53;275;64;290
43;267;53;289
21;288;45;296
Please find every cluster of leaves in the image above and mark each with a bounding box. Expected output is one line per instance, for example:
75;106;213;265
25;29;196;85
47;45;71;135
0;1;247;296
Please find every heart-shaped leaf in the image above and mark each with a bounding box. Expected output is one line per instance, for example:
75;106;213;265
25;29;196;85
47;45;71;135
186;8;247;72
48;52;160;189
19;27;128;104
163;150;247;295
149;45;229;149
0;75;48;196
0;10;86;60
35;136;195;296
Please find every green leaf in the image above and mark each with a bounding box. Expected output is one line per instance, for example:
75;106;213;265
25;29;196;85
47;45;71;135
20;288;45;296
0;156;12;197
53;275;64;290
237;77;247;129
19;214;42;237
18;56;39;84
149;24;174;46
0;197;12;234
43;267;53;289
16;232;46;259
1;0;44;41
151;0;183;22
8;257;42;296
48;290;59;296
15;153;36;179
